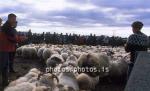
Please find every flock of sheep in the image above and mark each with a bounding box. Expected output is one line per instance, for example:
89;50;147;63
5;44;130;91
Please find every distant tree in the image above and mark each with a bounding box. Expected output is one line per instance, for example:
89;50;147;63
27;29;32;44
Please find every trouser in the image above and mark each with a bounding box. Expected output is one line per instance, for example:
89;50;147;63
127;62;134;79
9;52;15;72
0;52;9;87
127;52;139;80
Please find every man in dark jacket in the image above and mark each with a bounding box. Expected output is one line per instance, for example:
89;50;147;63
125;21;149;78
0;13;26;90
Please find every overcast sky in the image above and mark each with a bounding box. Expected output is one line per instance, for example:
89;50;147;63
0;0;150;37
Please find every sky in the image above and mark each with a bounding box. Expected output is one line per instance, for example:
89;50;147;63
0;0;150;37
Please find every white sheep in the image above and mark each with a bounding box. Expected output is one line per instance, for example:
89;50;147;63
22;47;37;59
73;51;81;59
97;54;110;77
8;68;41;87
61;53;69;61
109;59;128;82
64;55;78;68
54;84;76;91
66;55;77;62
5;82;50;91
77;73;99;91
37;47;45;59
53;48;62;54
42;48;53;61
51;51;59;55
32;86;50;91
36;73;59;91
16;47;23;57
5;82;35;91
78;53;110;77
58;68;79;91
8;77;29;87
77;53;100;77
46;54;64;68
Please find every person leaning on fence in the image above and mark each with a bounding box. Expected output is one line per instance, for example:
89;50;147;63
0;13;27;89
125;21;149;79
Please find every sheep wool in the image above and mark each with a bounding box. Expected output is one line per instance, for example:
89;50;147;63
42;48;53;60
37;47;45;59
58;71;79;91
5;82;35;91
46;54;64;68
61;53;69;61
77;73;99;90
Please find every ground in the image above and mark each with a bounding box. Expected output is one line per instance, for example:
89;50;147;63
1;57;126;91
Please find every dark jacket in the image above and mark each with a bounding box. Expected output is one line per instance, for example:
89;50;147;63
125;31;149;62
1;21;17;43
0;21;23;52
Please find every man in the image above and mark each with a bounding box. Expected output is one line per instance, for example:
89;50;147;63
125;21;149;78
0;13;26;89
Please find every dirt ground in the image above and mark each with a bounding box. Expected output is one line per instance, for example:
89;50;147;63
1;57;126;91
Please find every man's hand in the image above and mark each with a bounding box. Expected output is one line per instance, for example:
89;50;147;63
20;36;28;41
16;35;28;43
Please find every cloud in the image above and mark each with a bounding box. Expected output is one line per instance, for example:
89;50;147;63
0;0;150;37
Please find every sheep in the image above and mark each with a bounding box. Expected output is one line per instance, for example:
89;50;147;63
5;82;35;91
7;71;58;91
5;82;50;91
51;51;59;55
42;48;53;61
16;47;23;57
46;54;64;68
54;84;76;91
29;47;38;58
58;68;79;91
8;68;41;87
77;53;110;77
36;73;59;91
64;55;78;68
21;47;29;58
24;68;41;82
66;55;77;62
8;77;29;87
61;53;69;61
73;51;82;59
29;68;41;74
34;46;41;52
52;64;63;76
76;73;99;91
22;47;37;59
53;48;61;54
37;47;45;59
60;63;79;77
32;86;50;91
109;59;128;82
7;73;57;91
97;54;110;77
77;53;101;77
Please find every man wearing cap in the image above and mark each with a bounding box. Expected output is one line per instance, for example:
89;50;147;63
125;21;149;78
